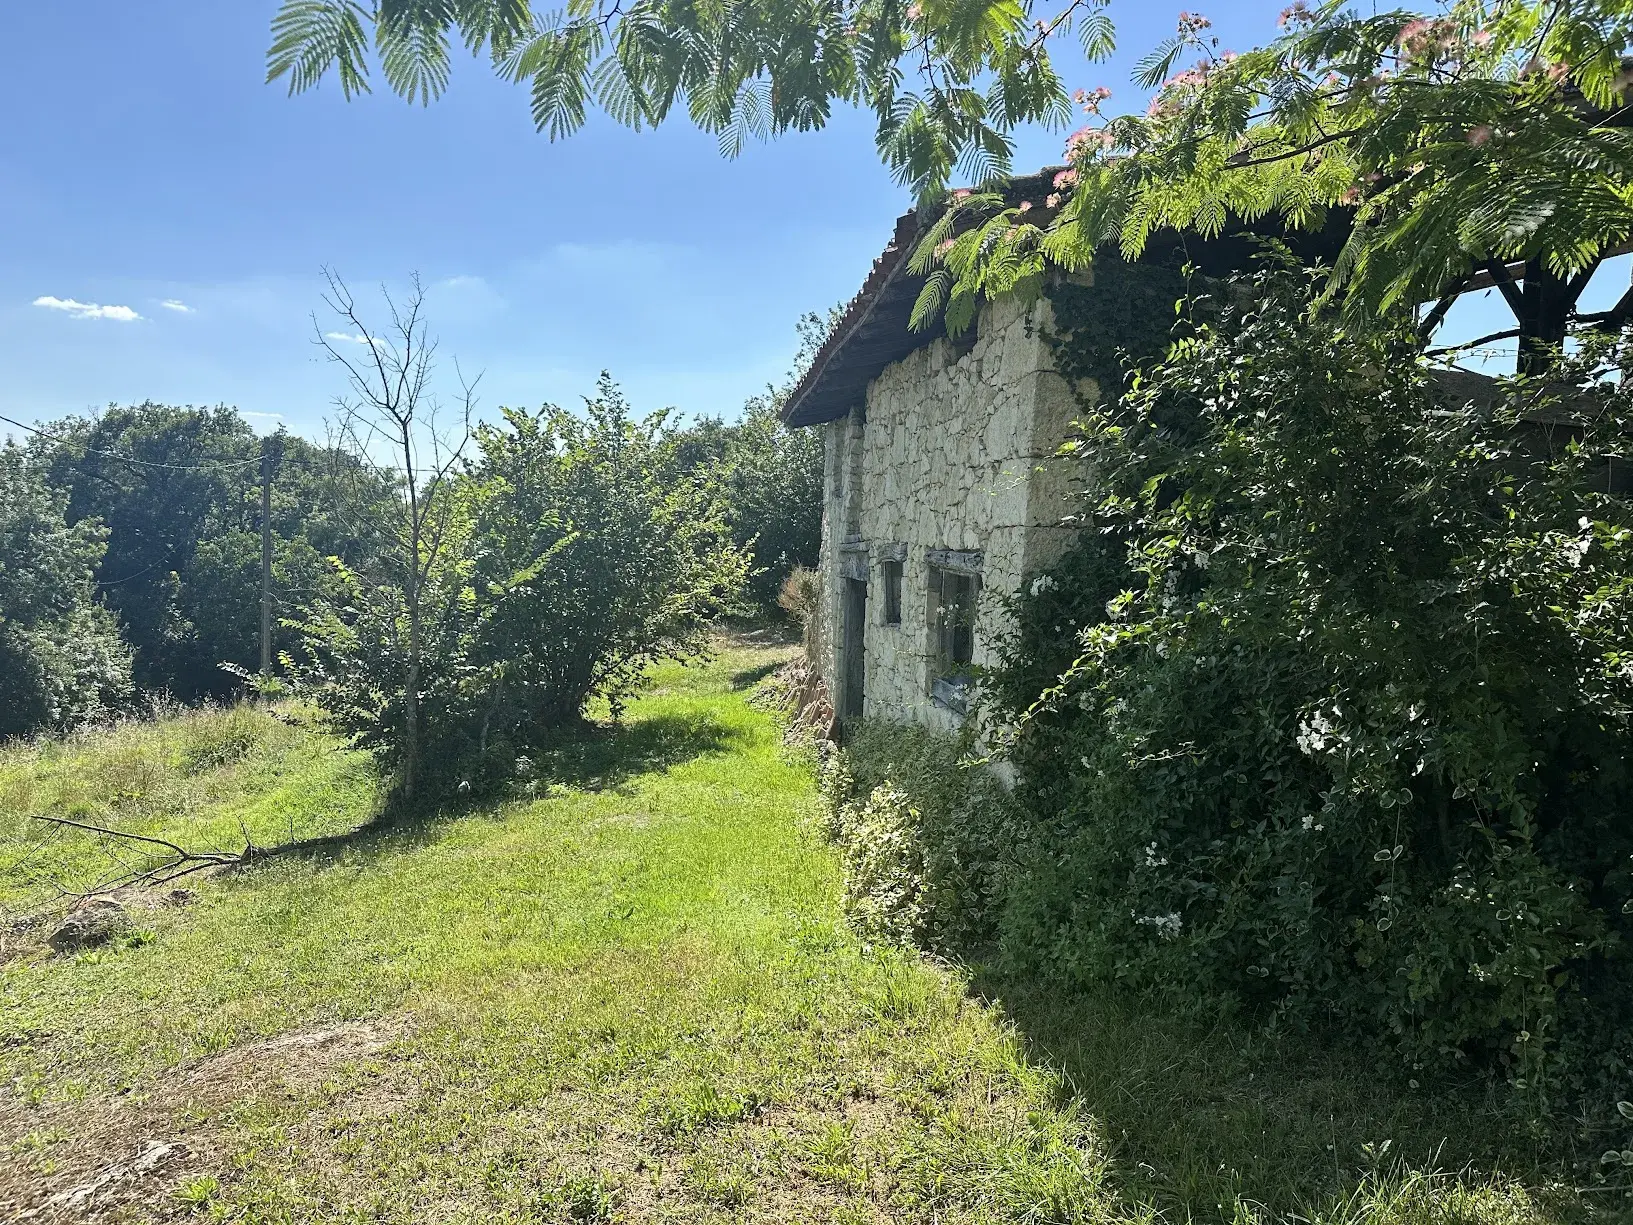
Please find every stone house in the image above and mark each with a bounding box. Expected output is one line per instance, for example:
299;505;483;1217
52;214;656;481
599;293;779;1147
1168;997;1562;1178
778;181;1525;735
780;180;1090;733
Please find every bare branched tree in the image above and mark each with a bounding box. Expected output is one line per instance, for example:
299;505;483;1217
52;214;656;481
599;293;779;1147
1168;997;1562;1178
315;271;477;802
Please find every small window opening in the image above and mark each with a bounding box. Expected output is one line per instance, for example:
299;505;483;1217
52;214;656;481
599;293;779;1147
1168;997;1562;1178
881;558;903;625
928;564;979;711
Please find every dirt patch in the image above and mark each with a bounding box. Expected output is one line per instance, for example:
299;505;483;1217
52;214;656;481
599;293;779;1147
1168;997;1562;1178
2;887;201;967
0;1019;407;1223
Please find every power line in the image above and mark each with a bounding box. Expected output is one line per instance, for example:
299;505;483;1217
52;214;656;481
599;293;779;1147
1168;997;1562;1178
0;411;266;473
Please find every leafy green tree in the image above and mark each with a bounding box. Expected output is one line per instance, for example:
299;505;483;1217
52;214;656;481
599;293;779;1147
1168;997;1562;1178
36;405;388;700
918;0;1633;369
291;373;747;797
266;0;1114;196
710;397;825;609
0;445;132;738
666;309;833;610
467;375;749;729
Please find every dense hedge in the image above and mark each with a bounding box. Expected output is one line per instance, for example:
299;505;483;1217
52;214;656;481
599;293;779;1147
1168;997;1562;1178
825;264;1633;1123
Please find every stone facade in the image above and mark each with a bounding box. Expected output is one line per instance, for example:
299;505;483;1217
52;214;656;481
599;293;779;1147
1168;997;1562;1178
815;294;1086;732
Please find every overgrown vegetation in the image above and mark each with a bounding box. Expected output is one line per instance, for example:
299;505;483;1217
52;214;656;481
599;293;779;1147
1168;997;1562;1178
822;263;1633;1202
295;374;749;800
0;447;132;739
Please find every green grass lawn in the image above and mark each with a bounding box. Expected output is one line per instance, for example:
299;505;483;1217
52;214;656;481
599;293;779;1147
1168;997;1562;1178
0;640;1605;1223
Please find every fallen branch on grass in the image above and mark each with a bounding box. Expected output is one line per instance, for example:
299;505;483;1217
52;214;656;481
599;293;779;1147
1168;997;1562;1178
27;814;253;896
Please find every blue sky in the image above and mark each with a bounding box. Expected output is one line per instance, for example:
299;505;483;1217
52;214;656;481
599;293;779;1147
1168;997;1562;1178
1;2;1620;441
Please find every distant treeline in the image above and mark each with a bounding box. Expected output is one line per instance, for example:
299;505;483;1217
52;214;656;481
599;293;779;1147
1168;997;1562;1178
0;389;818;740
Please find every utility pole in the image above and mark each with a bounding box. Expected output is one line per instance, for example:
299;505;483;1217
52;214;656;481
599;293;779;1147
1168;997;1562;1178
259;435;275;682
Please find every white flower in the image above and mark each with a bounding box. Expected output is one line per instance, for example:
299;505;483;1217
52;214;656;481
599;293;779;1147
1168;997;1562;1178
1135;912;1183;938
1302;814;1324;832
1030;573;1059;596
1142;842;1169;867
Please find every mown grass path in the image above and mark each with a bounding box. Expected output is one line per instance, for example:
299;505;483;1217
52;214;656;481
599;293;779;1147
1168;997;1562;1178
0;640;1596;1224
1;641;1110;1223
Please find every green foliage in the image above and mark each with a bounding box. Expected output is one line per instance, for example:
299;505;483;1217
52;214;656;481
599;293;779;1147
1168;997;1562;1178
988;265;1633;1094
465;375;750;727
918;0;1633;359
265;0;1109;198
290;376;748;796
34;405;386;700
671;399;824;611
0;445;132;739
820;720;1016;951
667;310;832;611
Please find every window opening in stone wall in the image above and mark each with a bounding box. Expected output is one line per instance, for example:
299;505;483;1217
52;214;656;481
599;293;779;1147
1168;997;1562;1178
881;558;903;625
928;564;978;712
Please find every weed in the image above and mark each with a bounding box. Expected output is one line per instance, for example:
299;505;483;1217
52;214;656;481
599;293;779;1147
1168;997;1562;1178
174;1173;221;1210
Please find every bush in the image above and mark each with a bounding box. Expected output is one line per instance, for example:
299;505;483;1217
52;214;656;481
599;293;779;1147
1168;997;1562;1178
820;721;1018;952
291;377;749;797
983;265;1633;1095
0;445;132;738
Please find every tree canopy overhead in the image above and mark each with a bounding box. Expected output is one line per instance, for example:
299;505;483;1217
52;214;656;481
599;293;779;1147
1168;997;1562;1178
918;0;1633;368
266;0;1112;195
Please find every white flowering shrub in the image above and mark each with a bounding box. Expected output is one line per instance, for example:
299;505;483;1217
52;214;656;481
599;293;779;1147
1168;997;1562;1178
985;266;1633;1106
819;721;1019;952
829;784;928;945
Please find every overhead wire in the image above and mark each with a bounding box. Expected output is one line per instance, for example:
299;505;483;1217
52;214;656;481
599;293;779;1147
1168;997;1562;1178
0;411;267;472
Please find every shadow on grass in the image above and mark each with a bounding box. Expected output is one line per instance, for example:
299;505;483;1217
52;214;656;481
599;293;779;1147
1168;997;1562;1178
530;708;735;792
729;659;787;691
967;965;1592;1223
238;710;735;872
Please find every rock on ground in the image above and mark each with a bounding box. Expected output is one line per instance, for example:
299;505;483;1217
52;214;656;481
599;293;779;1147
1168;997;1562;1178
47;899;131;953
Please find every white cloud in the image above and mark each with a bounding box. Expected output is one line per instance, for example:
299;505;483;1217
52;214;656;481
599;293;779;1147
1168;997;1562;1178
241;411;283;420
159;299;193;313
324;330;382;347
33;295;142;322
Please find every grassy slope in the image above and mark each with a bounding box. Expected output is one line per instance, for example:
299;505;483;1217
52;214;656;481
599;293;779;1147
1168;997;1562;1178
0;641;1597;1223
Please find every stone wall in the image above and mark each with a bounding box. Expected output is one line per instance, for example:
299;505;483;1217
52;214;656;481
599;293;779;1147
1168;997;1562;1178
816;294;1087;732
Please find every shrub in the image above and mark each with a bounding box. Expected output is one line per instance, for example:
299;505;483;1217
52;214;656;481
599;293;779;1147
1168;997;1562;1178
466;379;750;730
291;377;749;797
0;445;132;738
820;721;1018;952
985;264;1633;1094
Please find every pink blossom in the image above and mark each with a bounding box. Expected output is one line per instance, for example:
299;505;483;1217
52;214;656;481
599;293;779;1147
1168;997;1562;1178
1054;167;1080;188
1177;10;1211;34
1075;85;1113;115
934;239;955;258
1467;124;1493;146
951;188;972;200
1045;192;1063;208
1339;186;1361;205
906;2;923;19
1472;28;1493;46
1277;0;1310;26
1017;200;1033;213
1397;17;1457;60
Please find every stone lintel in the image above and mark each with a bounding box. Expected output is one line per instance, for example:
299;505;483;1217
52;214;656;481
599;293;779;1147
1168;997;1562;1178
925;547;984;575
